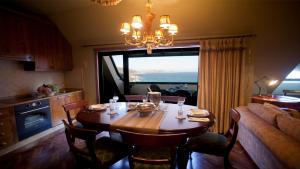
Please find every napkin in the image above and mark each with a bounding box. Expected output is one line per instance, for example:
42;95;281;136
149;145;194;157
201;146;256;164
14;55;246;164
188;117;210;122
187;109;209;117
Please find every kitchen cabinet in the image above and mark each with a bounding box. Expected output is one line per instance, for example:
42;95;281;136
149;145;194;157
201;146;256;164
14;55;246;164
0;7;73;71
50;91;83;126
0;9;31;61
0;107;18;150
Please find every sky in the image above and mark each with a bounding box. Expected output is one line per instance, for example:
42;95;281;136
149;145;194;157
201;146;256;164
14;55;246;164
112;55;199;73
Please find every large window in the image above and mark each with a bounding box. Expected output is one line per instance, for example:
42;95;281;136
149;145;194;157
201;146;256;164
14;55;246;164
128;56;198;83
111;55;124;79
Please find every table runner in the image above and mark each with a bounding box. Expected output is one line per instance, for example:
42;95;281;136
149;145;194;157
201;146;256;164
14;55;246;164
110;110;165;134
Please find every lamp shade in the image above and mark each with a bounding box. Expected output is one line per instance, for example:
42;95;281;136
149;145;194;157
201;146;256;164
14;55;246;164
120;23;130;34
160;15;170;29
168;24;178;35
131;15;143;29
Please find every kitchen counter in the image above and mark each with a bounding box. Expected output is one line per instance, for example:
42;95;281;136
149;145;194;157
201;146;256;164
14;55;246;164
0;88;82;108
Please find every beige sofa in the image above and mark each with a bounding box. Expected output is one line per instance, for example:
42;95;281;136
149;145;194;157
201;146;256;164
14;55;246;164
236;103;300;169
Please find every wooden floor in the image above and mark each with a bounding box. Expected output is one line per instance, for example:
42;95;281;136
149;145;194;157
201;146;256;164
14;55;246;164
0;129;258;169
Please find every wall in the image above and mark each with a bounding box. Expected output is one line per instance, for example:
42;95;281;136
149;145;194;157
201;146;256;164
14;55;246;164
0;60;64;98
64;47;97;104
62;1;300;103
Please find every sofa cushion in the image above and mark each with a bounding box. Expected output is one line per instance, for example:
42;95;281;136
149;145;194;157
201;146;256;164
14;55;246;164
247;103;283;126
289;111;300;119
236;106;300;169
277;113;300;142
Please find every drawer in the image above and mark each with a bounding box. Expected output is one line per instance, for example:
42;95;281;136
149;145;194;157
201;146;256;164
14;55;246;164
0;132;16;148
0;117;17;149
0;107;12;118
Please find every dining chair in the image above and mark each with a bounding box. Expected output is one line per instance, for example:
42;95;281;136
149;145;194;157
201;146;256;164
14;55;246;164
184;108;240;168
124;95;146;102
63;100;88;127
161;96;184;103
63;120;128;169
117;129;187;169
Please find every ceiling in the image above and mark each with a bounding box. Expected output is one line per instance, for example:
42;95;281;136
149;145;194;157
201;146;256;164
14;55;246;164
3;0;300;47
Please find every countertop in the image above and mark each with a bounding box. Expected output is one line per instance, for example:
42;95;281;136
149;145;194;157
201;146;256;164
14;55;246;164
0;88;82;108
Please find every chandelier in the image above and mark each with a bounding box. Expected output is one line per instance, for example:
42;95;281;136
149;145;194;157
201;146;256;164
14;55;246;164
91;0;122;6
120;0;178;54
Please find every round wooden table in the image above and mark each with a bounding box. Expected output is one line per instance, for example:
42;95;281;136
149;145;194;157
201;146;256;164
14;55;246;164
76;102;214;136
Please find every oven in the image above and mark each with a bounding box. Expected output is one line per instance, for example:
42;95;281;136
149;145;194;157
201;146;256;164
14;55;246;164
14;99;52;140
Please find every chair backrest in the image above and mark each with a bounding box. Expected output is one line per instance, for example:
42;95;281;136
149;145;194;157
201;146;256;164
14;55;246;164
62;120;97;158
226;108;241;151
161;96;183;103
117;129;186;169
149;84;161;92
124;95;145;102
63;100;88;125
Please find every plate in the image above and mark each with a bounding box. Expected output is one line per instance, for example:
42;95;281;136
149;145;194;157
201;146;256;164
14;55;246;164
187;109;209;117
88;104;107;111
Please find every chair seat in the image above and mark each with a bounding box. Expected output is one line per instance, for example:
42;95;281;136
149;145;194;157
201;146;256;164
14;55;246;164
133;147;171;169
185;132;227;156
81;136;128;166
73;121;84;128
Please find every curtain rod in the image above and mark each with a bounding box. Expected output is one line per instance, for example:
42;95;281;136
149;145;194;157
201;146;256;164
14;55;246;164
81;33;256;48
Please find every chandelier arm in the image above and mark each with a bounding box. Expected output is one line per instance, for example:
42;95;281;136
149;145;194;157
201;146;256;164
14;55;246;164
124;35;144;46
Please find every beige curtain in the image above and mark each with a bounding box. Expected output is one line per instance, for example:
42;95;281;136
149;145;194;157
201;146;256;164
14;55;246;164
197;37;253;133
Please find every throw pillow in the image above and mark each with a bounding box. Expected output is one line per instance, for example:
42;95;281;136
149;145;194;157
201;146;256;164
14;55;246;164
287;109;300;119
248;103;283;126
248;103;265;115
262;103;287;126
276;113;300;142
263;102;287;114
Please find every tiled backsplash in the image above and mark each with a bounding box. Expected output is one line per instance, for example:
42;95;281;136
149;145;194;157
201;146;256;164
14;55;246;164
0;60;65;98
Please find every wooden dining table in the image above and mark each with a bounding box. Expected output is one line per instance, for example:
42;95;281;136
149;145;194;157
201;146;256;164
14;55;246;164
76;102;214;137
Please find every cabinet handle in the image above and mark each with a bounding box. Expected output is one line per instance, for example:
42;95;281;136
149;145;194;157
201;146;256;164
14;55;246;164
0;132;5;136
0;142;7;146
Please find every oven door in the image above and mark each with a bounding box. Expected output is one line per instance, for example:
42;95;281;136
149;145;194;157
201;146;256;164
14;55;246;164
15;107;52;140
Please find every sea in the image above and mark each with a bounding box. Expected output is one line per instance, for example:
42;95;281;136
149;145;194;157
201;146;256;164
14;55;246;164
130;72;198;83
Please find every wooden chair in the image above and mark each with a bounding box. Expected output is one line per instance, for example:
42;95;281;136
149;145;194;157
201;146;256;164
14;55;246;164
124;95;146;102
161;96;184;103
184;108;241;168
63;100;88;126
63;120;128;169
117;129;187;169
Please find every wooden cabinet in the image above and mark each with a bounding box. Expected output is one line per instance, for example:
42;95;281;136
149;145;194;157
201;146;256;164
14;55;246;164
0;9;32;61
252;95;300;111
50;91;83;126
0;8;73;71
0;107;18;150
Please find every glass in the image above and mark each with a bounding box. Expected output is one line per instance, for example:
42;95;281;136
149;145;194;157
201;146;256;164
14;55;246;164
159;100;167;112
109;99;114;110
128;56;198;83
142;95;148;103
148;92;161;108
111;55;124;78
177;97;185;119
112;96;119;109
113;96;119;102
